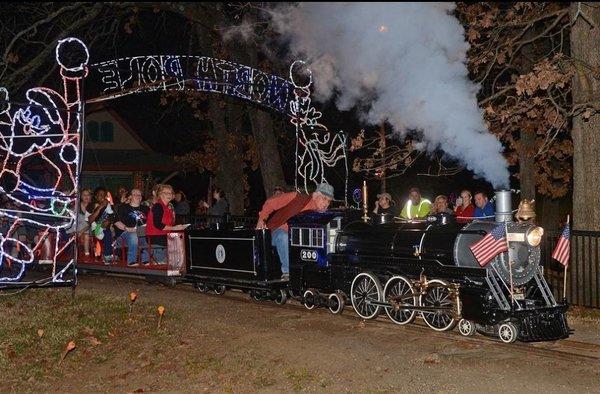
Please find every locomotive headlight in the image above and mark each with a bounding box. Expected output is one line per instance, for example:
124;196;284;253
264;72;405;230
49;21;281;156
526;227;544;247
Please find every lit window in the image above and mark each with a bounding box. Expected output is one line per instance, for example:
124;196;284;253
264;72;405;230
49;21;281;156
290;227;324;248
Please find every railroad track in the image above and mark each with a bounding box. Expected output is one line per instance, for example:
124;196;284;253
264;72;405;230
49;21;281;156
187;285;600;362
81;275;600;362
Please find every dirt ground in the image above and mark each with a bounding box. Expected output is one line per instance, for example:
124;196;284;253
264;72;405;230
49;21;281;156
5;273;600;393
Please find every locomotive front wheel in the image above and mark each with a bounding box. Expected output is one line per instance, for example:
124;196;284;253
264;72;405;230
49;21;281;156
195;282;208;293
458;319;476;336
214;285;226;295
351;272;383;320
383;276;417;325
328;292;344;315
498;322;519;344
274;289;288;305
303;289;317;310
419;279;457;332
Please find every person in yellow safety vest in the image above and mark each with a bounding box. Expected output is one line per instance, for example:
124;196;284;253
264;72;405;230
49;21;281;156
400;187;432;219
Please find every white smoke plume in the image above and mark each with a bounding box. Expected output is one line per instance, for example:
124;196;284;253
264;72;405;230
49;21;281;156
268;3;509;188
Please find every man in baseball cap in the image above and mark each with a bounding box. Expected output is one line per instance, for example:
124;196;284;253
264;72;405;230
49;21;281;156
256;183;334;280
373;192;398;216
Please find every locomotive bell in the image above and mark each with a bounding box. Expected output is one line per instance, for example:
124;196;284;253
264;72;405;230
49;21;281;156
515;199;536;222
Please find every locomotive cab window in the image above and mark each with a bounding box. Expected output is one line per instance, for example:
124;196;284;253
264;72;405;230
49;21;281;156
291;227;324;248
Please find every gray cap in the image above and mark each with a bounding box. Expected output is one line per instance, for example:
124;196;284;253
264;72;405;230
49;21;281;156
377;192;392;201
315;183;335;199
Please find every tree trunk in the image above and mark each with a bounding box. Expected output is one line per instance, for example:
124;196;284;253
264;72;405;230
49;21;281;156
518;126;536;200
208;100;245;215
571;3;600;231
249;108;286;196
190;12;246;214
539;196;560;231
229;32;288;198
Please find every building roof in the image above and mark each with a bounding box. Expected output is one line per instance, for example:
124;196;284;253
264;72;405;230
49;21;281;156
82;103;178;172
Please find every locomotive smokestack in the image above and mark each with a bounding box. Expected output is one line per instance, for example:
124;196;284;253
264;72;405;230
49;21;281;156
495;190;512;223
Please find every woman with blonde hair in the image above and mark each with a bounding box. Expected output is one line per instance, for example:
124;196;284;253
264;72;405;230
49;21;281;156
454;189;475;224
146;184;188;263
431;195;453;215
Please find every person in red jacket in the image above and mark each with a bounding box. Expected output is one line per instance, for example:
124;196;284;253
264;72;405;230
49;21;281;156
146;184;188;263
256;183;334;280
454;189;475;224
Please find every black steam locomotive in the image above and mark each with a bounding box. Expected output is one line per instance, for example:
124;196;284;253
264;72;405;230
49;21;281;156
185;190;570;344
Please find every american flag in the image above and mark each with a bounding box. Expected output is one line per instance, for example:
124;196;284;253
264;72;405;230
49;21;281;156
552;223;570;267
469;223;508;267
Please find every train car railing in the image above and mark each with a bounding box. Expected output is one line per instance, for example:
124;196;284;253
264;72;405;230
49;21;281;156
541;229;600;309
176;214;258;230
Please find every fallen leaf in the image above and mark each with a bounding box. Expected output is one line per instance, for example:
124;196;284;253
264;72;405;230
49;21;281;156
88;337;102;346
37;329;44;338
59;341;76;364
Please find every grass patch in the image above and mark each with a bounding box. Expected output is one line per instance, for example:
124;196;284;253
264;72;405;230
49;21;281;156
568;306;600;326
0;287;162;387
285;367;316;391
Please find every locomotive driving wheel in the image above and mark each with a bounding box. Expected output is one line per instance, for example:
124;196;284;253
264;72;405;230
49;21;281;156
351;272;383;320
383;276;417;325
419;279;458;332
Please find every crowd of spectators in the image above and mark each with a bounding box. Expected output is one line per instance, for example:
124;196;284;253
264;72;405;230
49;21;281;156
0;183;230;266
1;182;497;265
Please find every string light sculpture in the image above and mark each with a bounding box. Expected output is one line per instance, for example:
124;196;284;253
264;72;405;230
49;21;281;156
0;37;88;285
88;56;295;115
289;61;348;201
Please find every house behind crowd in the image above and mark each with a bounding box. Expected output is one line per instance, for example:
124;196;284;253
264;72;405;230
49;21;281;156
81;104;178;195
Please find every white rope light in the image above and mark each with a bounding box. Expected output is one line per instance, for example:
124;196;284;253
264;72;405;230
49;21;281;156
0;37;88;283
